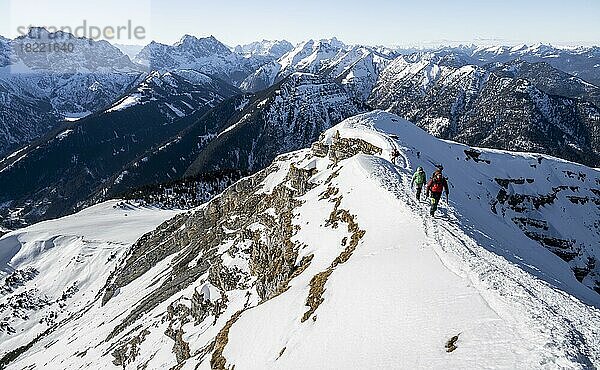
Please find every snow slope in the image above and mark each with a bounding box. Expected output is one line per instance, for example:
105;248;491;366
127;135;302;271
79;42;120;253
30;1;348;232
0;201;182;356
2;111;599;369
224;156;528;369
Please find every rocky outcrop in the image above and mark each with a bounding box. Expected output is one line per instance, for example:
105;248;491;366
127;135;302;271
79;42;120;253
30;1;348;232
102;154;320;364
98;124;382;367
302;187;365;322
1;267;39;295
493;175;600;293
328;131;382;164
111;328;150;368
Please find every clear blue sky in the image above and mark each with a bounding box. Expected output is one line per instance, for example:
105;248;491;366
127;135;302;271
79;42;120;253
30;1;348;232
1;0;598;46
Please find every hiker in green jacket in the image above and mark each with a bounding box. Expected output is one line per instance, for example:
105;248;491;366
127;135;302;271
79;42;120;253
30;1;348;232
411;166;427;200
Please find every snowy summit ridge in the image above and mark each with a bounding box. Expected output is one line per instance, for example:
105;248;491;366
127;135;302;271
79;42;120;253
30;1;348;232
1;111;599;369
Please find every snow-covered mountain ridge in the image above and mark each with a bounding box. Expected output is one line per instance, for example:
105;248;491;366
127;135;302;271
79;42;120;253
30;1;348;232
240;39;395;100
134;35;257;86
467;43;600;85
390;43;600;85
233;40;293;59
1;111;598;369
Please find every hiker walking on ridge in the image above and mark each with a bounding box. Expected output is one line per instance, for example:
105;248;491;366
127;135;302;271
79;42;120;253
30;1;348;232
391;148;400;165
411;166;427;201
426;165;449;217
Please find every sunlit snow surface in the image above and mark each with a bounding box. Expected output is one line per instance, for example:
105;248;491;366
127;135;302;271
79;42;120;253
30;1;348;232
106;94;142;113
0;201;182;357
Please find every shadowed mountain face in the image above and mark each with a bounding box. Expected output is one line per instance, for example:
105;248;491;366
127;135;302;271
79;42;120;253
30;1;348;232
0;71;240;228
184;72;362;177
239;44;600;168
91;94;255;200
0;28;144;157
98;72;362;201
0;71;361;228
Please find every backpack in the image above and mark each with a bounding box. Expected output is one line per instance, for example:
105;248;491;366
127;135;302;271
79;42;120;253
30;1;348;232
430;173;445;193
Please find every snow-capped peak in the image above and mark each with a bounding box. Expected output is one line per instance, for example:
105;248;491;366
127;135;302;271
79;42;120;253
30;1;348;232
7;27;138;74
233;39;293;59
134;35;253;85
173;34;232;56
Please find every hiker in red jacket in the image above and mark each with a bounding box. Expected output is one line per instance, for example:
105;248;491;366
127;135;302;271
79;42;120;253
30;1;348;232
426;166;449;216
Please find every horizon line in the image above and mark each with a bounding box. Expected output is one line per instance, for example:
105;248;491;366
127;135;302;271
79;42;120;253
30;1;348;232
2;27;599;49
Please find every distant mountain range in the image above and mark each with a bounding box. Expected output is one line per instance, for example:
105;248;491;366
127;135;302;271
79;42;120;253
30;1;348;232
240;38;396;97
1;28;599;228
1;29;600;369
233;39;294;59
369;51;600;167
468;44;600;86
0;28;143;157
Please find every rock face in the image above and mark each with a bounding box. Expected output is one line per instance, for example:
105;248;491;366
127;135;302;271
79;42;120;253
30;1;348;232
2;111;599;369
96;151;329;369
369;53;600;167
135;35;256;86
239;38;346;92
185;72;363;176
0;28;142;157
